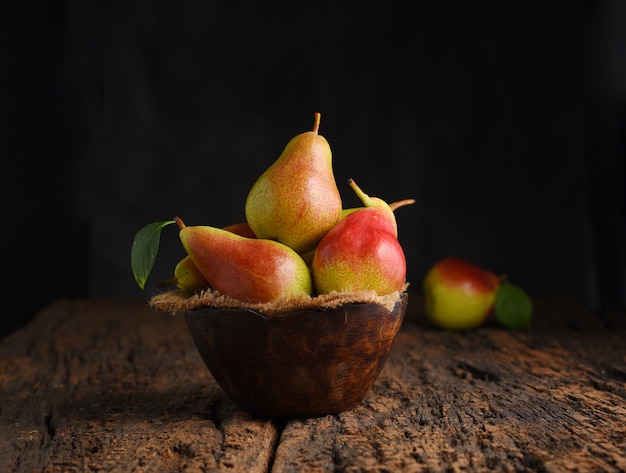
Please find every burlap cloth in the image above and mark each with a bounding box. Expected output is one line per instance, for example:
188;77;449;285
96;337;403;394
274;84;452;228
150;283;409;316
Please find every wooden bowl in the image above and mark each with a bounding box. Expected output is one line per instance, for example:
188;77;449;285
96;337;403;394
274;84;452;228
184;292;408;418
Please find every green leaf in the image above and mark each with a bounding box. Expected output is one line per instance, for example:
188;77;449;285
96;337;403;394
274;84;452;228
131;220;176;289
494;282;533;329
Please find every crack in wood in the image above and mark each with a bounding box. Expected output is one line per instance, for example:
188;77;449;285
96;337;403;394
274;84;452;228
1;298;625;472
454;361;502;383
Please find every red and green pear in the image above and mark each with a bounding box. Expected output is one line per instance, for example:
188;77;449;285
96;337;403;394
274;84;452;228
311;207;407;296
222;222;257;239
245;112;342;254
301;195;414;268
176;217;313;303
423;257;501;331
159;222;257;291
340;198;415;223
345;179;414;237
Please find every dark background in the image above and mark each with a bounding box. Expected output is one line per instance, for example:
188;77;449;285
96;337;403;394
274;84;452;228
2;2;625;338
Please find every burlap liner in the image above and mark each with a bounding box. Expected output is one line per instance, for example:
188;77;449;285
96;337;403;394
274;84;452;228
149;282;409;316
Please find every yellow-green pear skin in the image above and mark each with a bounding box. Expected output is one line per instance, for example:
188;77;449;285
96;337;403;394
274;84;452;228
173;256;209;292
245;112;342;255
423;257;501;331
175;217;313;304
157;255;210;292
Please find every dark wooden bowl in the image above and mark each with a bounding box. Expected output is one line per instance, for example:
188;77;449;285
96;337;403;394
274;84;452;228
184;292;408;418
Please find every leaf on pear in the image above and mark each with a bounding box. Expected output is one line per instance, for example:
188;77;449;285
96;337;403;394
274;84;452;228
494;282;533;329
131;220;176;289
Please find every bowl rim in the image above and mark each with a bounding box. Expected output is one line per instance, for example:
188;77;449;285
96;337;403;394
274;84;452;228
185;290;409;320
150;286;410;317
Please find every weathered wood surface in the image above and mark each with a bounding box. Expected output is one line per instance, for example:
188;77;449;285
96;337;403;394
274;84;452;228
1;295;625;472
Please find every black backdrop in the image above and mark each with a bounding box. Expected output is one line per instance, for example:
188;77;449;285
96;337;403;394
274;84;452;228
3;2;625;338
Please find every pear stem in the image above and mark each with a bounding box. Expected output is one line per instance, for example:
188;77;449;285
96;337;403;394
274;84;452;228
174;216;186;230
348;178;374;207
389;199;416;211
312;112;321;134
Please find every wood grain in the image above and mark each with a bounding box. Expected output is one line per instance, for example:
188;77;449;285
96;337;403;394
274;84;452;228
1;295;625;472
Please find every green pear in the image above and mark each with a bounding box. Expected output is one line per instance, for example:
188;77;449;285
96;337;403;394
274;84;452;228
311;207;407;296
245;112;342;254
345;178;414;237
175;217;313;303
423;257;501;331
158;255;210;292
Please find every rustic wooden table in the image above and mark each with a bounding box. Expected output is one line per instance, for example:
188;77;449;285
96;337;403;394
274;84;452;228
1;293;625;472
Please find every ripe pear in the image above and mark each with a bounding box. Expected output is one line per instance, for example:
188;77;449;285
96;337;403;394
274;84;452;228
159;223;257;291
175;217;313;303
158;255;210;292
345;179;414;237
304;184;414;270
245;112;342;254
311;207;407;296
423;257;501;331
222;222;257;239
300;201;413;268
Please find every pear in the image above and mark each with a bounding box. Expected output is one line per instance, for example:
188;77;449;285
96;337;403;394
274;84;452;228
245;112;342;254
302;184;414;268
158;255;210;292
423;257;501;331
175;217;313;303
340;200;413;225
346;178;414;237
222;222;257;239
158;222;257;291
300;248;316;267
311;207;407;296
424;257;533;330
